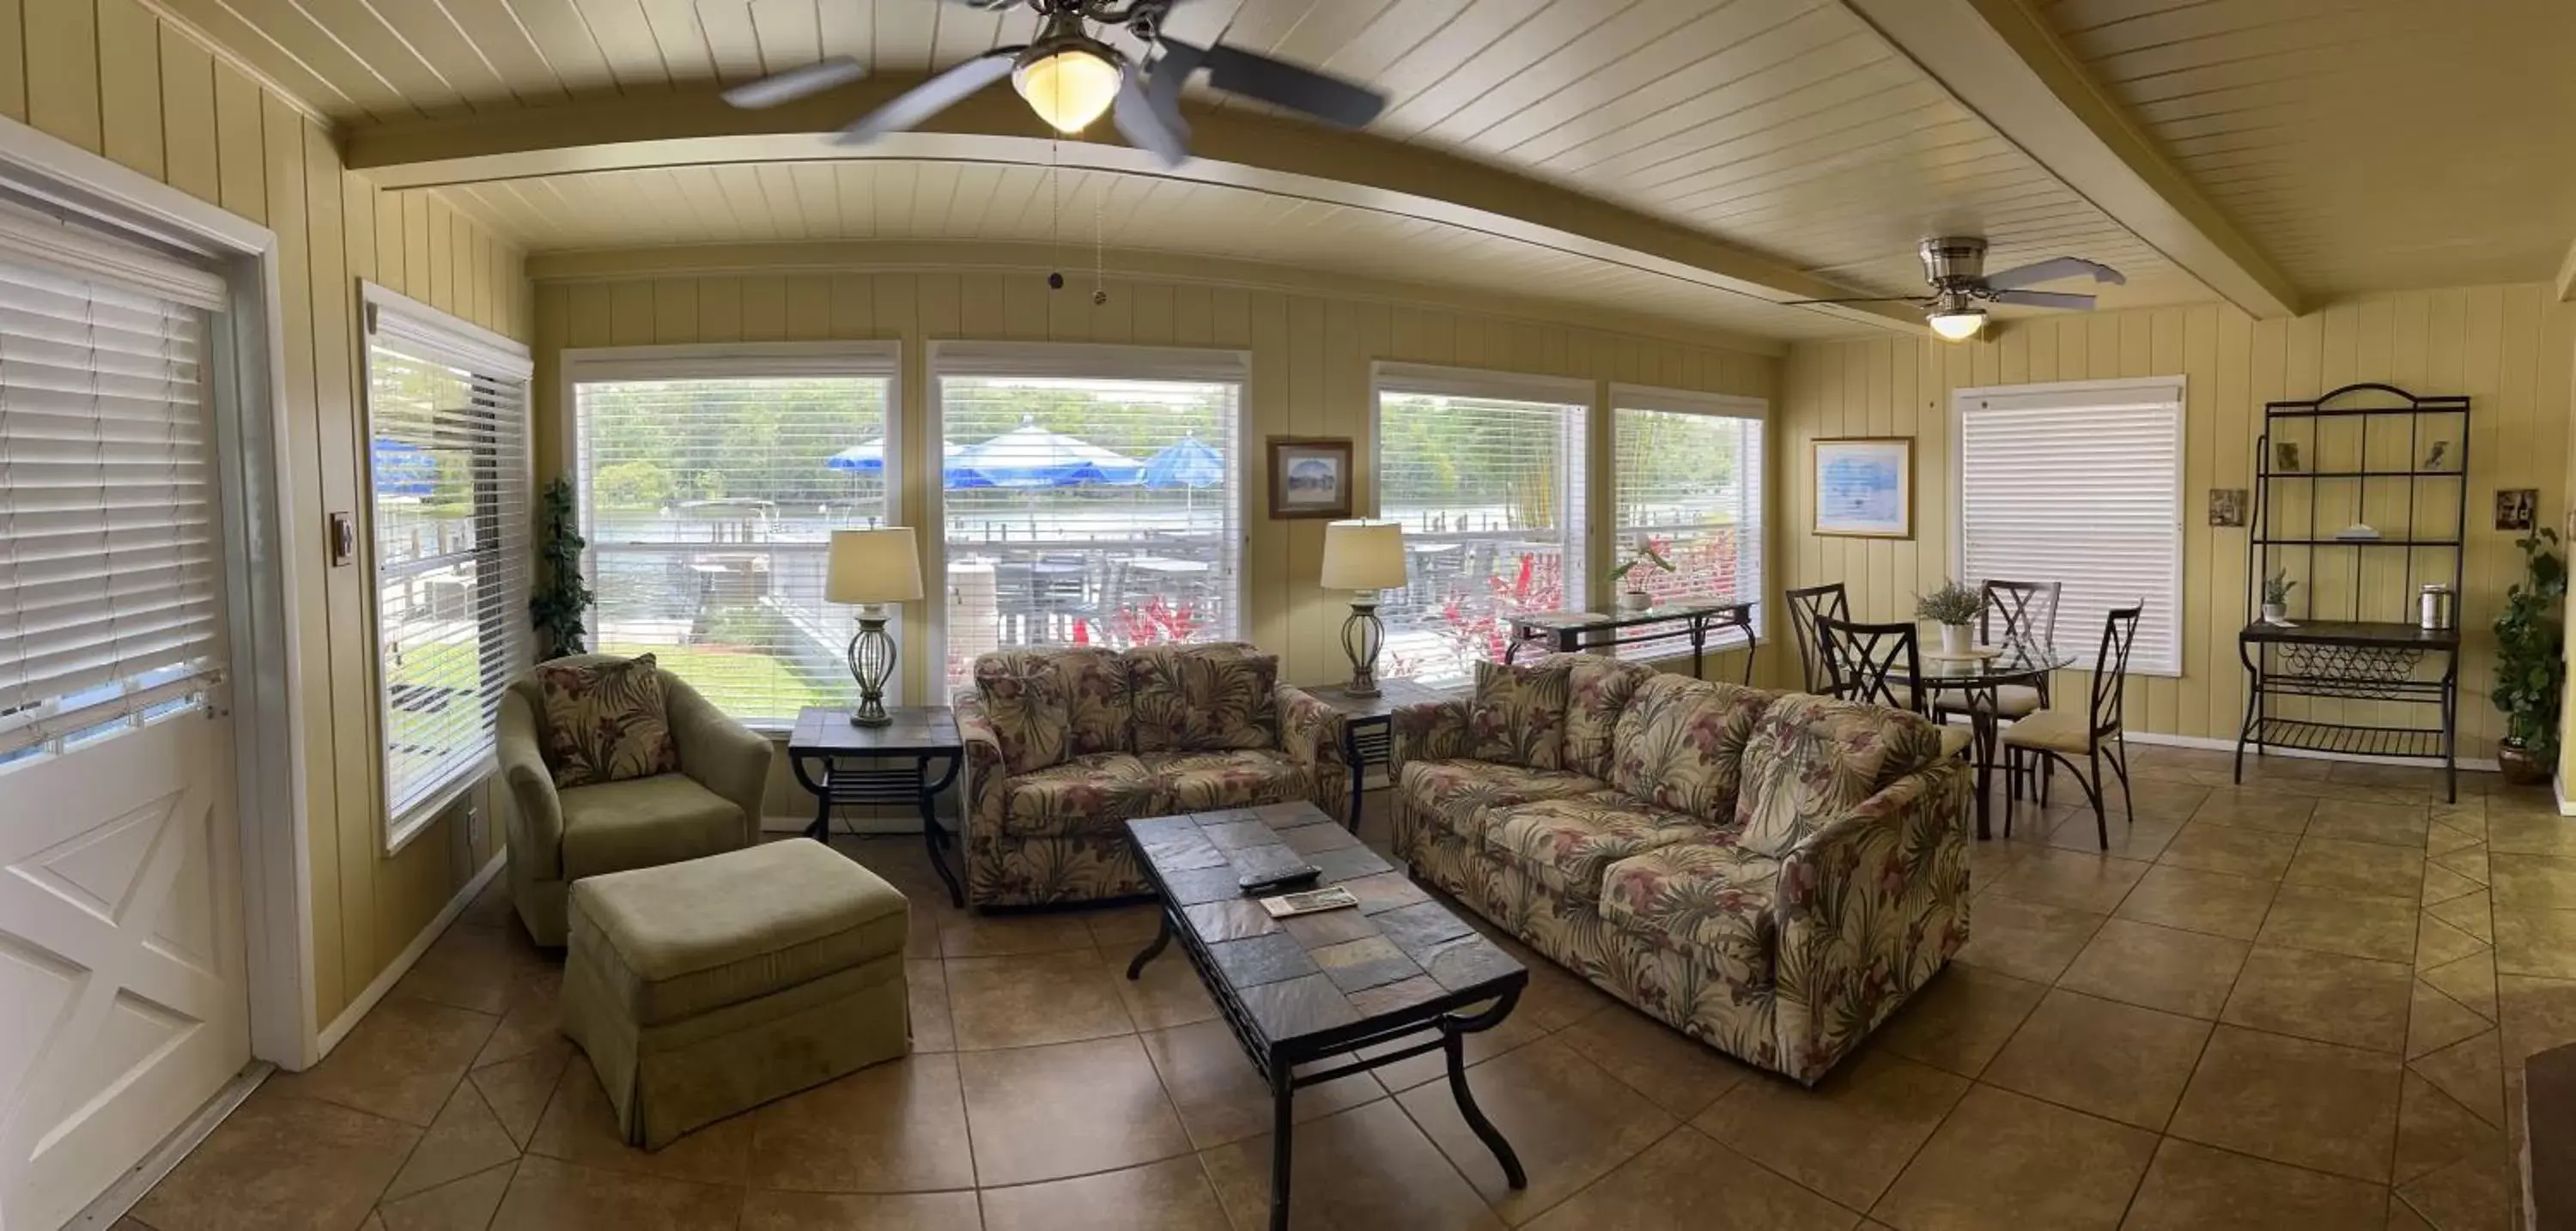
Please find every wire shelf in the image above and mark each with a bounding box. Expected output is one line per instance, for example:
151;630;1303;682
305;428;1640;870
2245;719;2447;761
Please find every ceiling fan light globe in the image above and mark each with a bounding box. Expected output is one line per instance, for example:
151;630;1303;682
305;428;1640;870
1014;45;1123;133
1928;309;1985;342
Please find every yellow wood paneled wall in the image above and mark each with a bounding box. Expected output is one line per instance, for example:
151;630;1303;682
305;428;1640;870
1779;286;2574;762
3;0;533;1029
530;265;1785;701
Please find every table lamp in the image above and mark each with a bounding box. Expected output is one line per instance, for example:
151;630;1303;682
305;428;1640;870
1320;519;1407;697
825;527;924;726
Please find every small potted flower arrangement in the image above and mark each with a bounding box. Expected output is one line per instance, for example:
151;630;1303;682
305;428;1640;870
1609;540;1674;613
1916;579;1983;657
2261;570;2297;624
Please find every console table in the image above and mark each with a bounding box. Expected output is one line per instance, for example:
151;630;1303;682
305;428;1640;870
1504;600;1757;682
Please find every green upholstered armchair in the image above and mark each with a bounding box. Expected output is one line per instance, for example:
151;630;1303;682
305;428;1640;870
496;654;774;945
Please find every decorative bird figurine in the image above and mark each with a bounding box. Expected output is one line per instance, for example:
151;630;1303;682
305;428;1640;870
2424;440;2450;470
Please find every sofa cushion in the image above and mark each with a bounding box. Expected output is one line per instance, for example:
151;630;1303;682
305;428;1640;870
1002;752;1167;839
1127;643;1279;753
1151;749;1312;814
1598;840;1782;986
1563;655;1656;781
1469;658;1574;770
973;652;1073;775
1398;759;1609;845
559;773;747;881
568;837;908;1026
1485;792;1710;902
1055;646;1133;757
1734;693;1947;858
1609;675;1776;822
538;654;681;788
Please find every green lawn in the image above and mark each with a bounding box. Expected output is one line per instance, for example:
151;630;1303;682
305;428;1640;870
601;641;833;721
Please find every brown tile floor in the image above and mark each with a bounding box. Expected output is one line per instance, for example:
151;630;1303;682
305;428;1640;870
124;744;2569;1229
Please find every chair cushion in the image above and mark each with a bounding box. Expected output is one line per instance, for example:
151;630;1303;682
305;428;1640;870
1127;643;1279;753
1397;760;1609;845
1469;658;1574;770
1937;725;1975;760
1002;752;1168;839
1934;684;2042;719
1151;749;1312;814
1598;840;1781;986
973;652;1073;775
1563;655;1656;781
538;654;680;788
568;838;908;1026
2001;709;2093;755
1607;674;1776;822
1485;792;1714;902
559;773;747;881
1734;693;1947;858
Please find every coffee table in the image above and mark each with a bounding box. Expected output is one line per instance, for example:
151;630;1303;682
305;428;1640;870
1122;801;1527;1231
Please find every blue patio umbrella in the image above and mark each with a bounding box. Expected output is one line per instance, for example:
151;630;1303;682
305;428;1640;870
1142;434;1223;516
945;421;1145;488
372;438;437;498
825;440;965;476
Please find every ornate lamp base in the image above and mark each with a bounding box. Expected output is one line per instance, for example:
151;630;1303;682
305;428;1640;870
1340;597;1385;698
847;606;897;727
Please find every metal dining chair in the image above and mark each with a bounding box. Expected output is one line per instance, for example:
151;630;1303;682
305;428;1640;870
1784;582;1850;694
1935;578;2063;797
2002;604;2142;850
1816;614;1975;763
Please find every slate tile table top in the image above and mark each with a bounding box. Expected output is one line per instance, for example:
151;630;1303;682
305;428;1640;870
1123;800;1528;1231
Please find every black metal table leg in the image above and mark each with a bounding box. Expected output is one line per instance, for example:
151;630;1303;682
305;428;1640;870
1268;1061;1296;1231
1127;908;1173;979
1443;1002;1527;1189
1688;615;1708;679
917;752;966;907
1344;722;1365;833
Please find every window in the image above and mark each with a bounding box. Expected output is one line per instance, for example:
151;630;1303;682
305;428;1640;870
1954;378;2184;676
366;285;533;840
933;343;1246;697
568;345;899;729
1612;387;1765;658
1374;365;1589;686
0;223;229;767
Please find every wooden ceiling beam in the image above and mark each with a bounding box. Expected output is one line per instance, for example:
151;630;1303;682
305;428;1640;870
1843;0;2305;319
340;78;1927;335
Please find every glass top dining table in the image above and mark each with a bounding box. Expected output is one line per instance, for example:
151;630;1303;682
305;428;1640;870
1897;640;2079;842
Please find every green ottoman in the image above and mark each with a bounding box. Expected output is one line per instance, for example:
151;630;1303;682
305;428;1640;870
562;838;910;1149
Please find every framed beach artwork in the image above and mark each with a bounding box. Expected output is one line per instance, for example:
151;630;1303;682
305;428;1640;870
1813;437;1915;539
1267;436;1354;519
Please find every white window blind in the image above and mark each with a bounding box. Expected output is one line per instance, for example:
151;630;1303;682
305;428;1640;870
1955;379;2184;676
1612;389;1765;660
368;285;532;836
0;222;227;760
572;349;897;729
933;343;1246;699
1374;365;1589;687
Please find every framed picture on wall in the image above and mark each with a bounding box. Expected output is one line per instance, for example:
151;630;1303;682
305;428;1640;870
1813;437;1915;539
1267;436;1354;519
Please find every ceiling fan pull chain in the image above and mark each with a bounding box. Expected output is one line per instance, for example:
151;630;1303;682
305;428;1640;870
1092;171;1108;306
1048;136;1065;291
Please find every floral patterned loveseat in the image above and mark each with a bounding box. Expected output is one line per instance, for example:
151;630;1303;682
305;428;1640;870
953;643;1347;907
1391;653;1972;1083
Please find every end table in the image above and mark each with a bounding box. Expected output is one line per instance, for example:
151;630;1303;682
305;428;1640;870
1307;678;1460;828
786;706;965;907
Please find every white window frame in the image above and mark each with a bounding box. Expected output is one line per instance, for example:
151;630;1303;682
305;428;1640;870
361;282;535;852
927;340;1252;702
1951;375;2187;677
1370;362;1594;682
559;342;906;730
1608;384;1768;656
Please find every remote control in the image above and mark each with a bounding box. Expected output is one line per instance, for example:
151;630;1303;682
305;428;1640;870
1238;865;1323;894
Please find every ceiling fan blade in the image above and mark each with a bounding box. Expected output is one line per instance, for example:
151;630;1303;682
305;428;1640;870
720;56;867;109
1983;256;2125;292
1780;296;1931;306
1115;75;1191;166
1990;289;2098;311
832;52;1018;144
1193;41;1385;128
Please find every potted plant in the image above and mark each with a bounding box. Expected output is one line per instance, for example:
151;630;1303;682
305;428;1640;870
2262;570;2297;624
2494;527;2566;785
1609;540;1674;613
1916;579;1983;657
530;476;593;660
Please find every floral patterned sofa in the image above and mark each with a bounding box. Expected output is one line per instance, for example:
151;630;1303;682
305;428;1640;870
953;643;1347;907
1391;653;1972;1083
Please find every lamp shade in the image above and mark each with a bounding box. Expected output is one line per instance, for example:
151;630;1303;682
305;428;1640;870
825;527;924;604
1320;519;1407;591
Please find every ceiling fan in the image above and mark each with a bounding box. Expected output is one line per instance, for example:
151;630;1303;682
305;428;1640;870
1789;238;2127;341
717;0;1389;167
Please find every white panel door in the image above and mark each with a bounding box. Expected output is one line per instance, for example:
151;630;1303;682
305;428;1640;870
0;697;249;1229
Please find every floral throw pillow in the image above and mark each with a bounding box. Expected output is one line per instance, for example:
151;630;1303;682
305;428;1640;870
538;654;681;790
973;654;1073;776
1468;659;1572;771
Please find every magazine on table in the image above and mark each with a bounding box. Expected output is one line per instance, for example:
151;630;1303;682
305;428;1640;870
1261;886;1359;917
